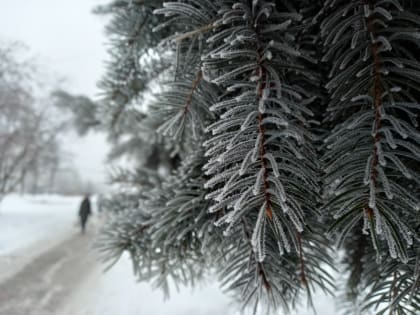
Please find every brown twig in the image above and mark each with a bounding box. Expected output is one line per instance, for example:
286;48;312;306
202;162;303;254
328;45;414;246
182;70;203;116
365;0;384;219
257;64;273;220
175;23;215;43
297;233;308;286
242;219;271;291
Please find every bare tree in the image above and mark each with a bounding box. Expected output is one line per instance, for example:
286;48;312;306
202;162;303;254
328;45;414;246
0;42;64;200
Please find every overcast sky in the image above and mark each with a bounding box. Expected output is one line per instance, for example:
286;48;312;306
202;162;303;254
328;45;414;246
0;0;111;188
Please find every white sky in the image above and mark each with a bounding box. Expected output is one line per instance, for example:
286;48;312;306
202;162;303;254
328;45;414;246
0;0;111;188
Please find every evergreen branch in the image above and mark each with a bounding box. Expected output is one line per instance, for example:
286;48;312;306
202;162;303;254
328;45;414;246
94;1;420;314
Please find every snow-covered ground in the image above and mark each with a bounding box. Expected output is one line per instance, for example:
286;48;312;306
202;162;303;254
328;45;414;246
0;195;336;315
0;194;85;283
59;254;235;315
0;194;81;255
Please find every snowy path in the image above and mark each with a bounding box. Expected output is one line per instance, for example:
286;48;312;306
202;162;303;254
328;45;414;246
0;227;233;315
0;195;234;315
0;195;336;315
0;233;97;315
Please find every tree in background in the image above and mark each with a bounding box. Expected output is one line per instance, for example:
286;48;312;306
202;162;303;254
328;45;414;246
60;1;419;314
0;42;66;199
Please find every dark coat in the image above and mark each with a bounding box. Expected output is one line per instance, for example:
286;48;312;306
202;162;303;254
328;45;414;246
79;197;92;222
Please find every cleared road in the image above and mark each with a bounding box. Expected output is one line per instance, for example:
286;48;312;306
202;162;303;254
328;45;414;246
0;233;97;315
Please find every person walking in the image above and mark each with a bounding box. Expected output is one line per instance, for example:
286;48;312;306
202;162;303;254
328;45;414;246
78;195;92;234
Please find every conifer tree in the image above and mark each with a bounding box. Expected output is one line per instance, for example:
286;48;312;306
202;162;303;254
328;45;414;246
92;1;419;313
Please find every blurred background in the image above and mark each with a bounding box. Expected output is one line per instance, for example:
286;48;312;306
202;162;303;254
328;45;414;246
0;1;335;315
0;0;109;195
